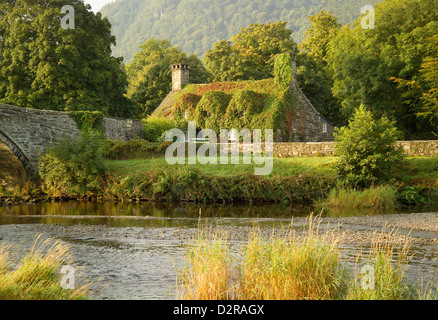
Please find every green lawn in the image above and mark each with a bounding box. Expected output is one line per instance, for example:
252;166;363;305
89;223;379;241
104;156;338;178
104;156;437;187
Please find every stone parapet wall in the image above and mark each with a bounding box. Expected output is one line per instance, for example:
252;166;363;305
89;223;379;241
397;140;438;157
0;103;143;175
273;140;438;157
103;117;143;141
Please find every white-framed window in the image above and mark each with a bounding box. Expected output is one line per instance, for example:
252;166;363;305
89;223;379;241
322;122;328;133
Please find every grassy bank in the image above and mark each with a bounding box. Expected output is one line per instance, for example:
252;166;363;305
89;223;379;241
0;235;90;300
2;149;436;206
176;219;436;300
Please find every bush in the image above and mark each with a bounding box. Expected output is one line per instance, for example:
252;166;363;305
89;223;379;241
397;186;426;205
39;130;105;196
102;139;172;159
334;105;404;184
142;116;176;142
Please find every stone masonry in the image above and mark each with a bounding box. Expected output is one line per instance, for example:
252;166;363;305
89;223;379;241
0;103;143;176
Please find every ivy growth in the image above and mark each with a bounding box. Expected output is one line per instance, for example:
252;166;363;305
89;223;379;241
68;111;104;133
274;53;294;88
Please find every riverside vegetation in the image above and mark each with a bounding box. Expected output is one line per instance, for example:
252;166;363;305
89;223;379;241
176;217;438;300
3;102;436;211
0;235;90;300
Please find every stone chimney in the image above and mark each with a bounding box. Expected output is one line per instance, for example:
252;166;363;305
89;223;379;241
172;64;189;91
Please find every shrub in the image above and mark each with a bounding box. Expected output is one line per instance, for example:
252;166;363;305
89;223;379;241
102;139;171;159
142;116;176;142
397;186;426;205
39;130;105;196
334;105;404;184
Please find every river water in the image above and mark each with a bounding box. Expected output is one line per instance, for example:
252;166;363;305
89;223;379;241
0;201;437;299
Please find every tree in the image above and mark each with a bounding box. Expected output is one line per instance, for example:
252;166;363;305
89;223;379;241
334;105;404;186
203;21;298;81
299;10;342;63
127;39;210;118
417;34;438;133
0;0;132;117
326;0;438;139
296;52;344;126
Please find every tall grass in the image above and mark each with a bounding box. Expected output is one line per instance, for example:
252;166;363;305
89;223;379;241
319;185;397;209
0;235;90;300
176;217;437;300
346;227;417;299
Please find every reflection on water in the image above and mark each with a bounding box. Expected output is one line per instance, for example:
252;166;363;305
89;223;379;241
1;200;438;227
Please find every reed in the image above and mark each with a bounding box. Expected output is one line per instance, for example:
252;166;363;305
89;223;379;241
0;235;91;300
320;185;397;209
176;217;438;300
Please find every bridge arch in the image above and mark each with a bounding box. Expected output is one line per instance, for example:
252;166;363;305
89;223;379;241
0;130;30;172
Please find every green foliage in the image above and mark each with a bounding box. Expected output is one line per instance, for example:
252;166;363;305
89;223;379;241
99;0;379;62
326;0;438;139
274;53;294;87
142;116;176;142
334;105;405;184
321;185;398;209
296;52;344;126
225;90;266;129
39;131;106;196
168;78;295;139
397;186;426;205
195;91;231;131
67;111;104;132
105;167;335;204
102;139;172;160
0;0;132;117
127;39;210;118
203;21;298;82
173;93;202;124
299;10;342;62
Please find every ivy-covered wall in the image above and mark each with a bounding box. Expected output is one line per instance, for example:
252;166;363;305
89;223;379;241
155;54;335;142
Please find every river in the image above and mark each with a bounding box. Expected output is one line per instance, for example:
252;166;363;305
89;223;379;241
0;201;437;299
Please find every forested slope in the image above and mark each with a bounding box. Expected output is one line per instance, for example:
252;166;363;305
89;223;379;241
100;0;378;62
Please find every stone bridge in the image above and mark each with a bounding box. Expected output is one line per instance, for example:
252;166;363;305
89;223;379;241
0;103;142;187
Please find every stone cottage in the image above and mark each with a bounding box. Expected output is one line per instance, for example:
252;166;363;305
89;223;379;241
153;61;334;142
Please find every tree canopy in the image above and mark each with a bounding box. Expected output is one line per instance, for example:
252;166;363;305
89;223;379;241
0;0;133;117
126;39;210;118
326;0;438;138
203;21;298;82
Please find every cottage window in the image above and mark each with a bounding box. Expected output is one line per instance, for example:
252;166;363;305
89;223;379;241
322;122;327;133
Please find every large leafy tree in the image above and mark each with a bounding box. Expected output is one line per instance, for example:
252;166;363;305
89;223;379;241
126;39;210;118
299;10;342;63
203;21;298;82
326;0;438;139
297;10;344;126
0;0;132;117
